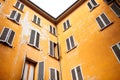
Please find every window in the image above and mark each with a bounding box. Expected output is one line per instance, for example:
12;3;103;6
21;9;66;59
32;15;41;26
111;43;120;63
49;41;60;59
66;35;76;51
14;1;24;11
49;25;56;36
0;27;15;47
49;68;59;80
71;66;83;80
111;2;120;17
104;0;114;4
87;0;99;11
8;10;21;24
96;13;112;30
28;30;40;49
38;61;44;80
63;20;71;31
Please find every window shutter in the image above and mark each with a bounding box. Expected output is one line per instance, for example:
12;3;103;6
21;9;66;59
29;30;35;45
66;38;70;50
91;0;97;6
50;68;55;80
35;32;39;49
57;71;59;80
38;62;44;80
7;30;15;46
67;20;70;27
50;41;54;56
111;2;120;17
57;43;60;59
71;69;77;80
0;28;9;41
15;1;20;8
20;4;24;11
87;2;92;10
50;25;52;33
37;18;40;25
76;66;83;80
63;22;67;31
16;13;21;23
96;17;105;28
70;36;75;48
101;13;111;26
53;27;56;35
112;45;120;61
33;15;37;23
10;10;16;19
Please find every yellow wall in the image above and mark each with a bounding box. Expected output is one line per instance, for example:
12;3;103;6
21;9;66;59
57;0;120;80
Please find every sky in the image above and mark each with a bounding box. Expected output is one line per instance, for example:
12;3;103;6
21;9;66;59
30;0;77;18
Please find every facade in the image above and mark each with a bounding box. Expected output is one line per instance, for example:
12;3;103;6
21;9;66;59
0;0;120;80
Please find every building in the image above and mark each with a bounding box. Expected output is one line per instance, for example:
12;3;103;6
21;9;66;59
0;0;120;80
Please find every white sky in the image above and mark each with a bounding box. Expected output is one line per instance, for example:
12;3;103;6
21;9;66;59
30;0;77;18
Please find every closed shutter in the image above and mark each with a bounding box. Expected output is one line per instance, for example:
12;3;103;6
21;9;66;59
38;62;44;80
29;30;35;45
111;2;120;17
50;41;54;56
63;22;67;31
7;30;15;46
57;71;59;80
10;10;16;19
37;18;40;25
96;17;105;28
66;38;70;50
33;15;37;23
91;0;97;6
67;20;70;27
87;2;92;10
71;69;77;80
101;13;111;26
76;66;83;80
112;45;120;61
16;13;21;23
15;1;20;8
70;36;75;48
35;32;39;48
50;69;55;80
0;28;9;41
20;4;24;11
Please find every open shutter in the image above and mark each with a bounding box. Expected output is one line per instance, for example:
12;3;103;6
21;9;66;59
29;30;35;45
91;0;97;6
66;38;70;51
50;68;55;80
101;13;111;26
76;66;83;80
67;20;70;27
111;2;120;17
87;2;92;10
7;30;15;46
63;22;67;31
38;62;44;80
71;69;77;80
0;28;9;42
70;36;75;48
96;17;105;28
16;13;21;23
15;1;20;8
35;32;40;49
20;4;24;11
112;45;120;61
10;10;16;19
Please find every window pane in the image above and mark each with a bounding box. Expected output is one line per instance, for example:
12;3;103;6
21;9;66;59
50;41;54;56
23;63;29;80
67;20;70;27
63;22;67;31
7;30;15;46
76;66;83;80
35;32;39;48
66;38;70;50
87;2;92;10
29;30;35;45
91;0;97;6
28;64;34;80
50;26;52;33
53;27;56;35
37;18;40;25
101;13;111;26
16;13;21;22
20;4;24;11
38;62;44;80
15;1;20;8
10;10;16;19
33;15;37;23
0;28;9;41
50;68;55;80
70;36;75;48
96;17;105;28
71;69;77;80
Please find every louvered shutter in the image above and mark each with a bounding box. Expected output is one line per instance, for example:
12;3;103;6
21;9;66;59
38;62;44;80
57;71;59;80
112;45;120;61
37;18;40;25
29;30;35;45
96;17;105;28
10;10;16;19
111;2;120;17
101;13;111;26
7;30;15;46
67;20;70;27
63;22;67;31
0;28;9;41
66;38;70;50
91;0;97;6
50;69;55;80
20;4;24;11
16;13;21;23
70;36;75;48
15;1;20;8
71;69;77;80
87;2;92;10
76;66;83;80
35;32;39;48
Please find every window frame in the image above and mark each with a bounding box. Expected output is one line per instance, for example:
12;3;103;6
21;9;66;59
87;0;99;11
63;19;71;31
49;68;59;80
32;15;41;26
14;1;24;12
49;25;56;36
